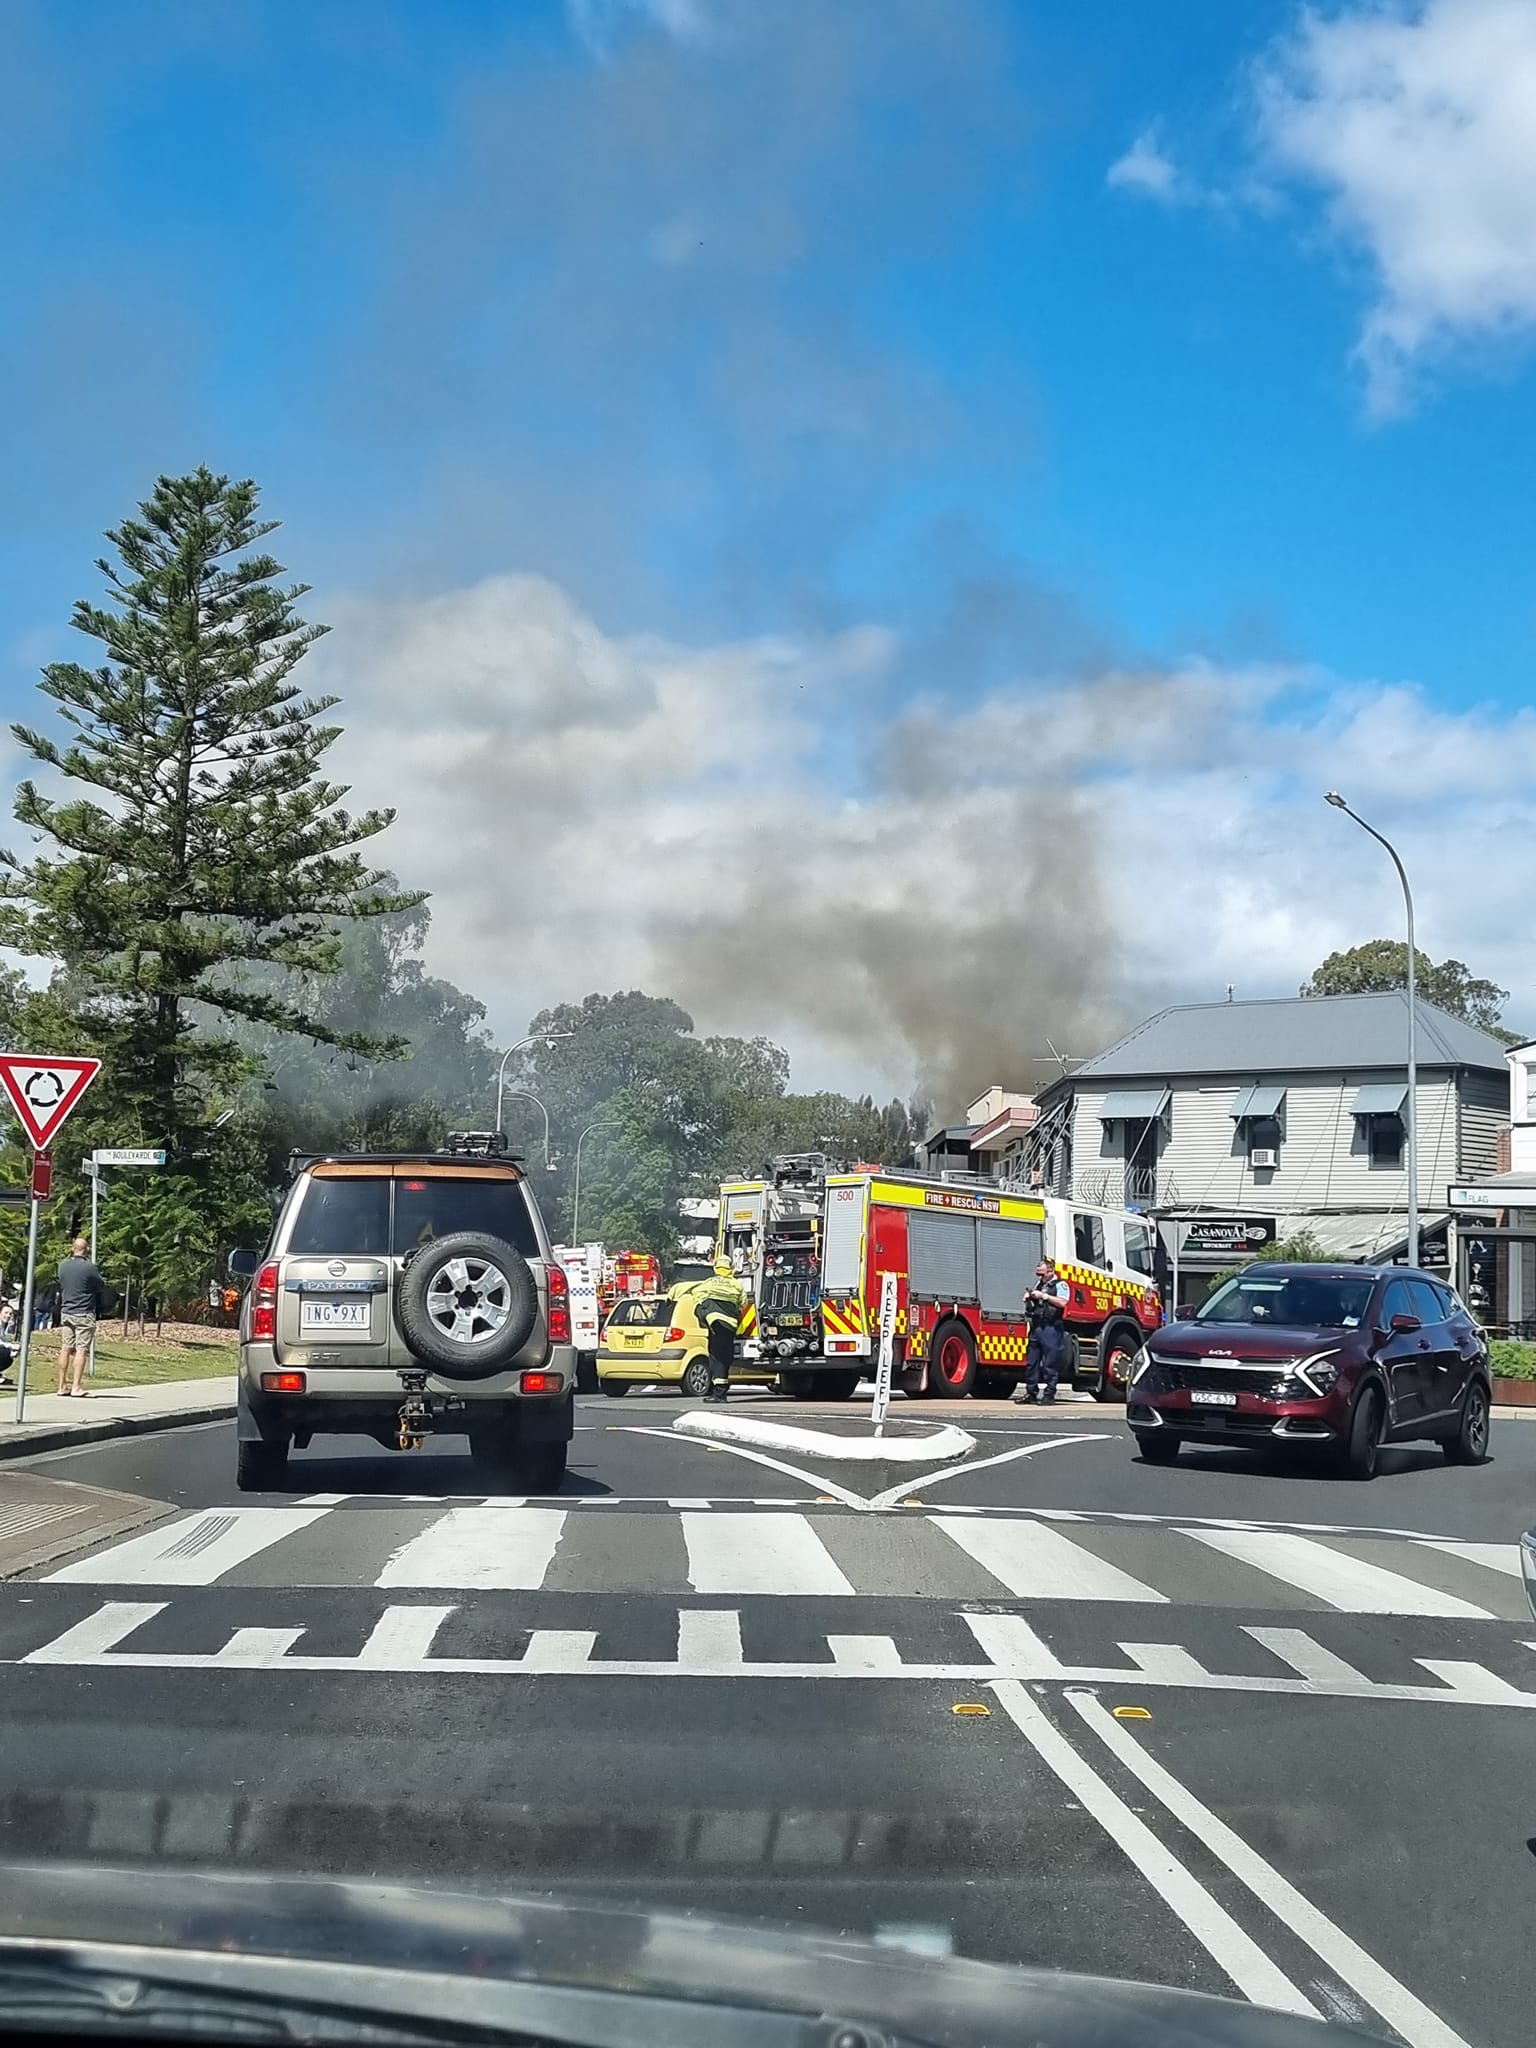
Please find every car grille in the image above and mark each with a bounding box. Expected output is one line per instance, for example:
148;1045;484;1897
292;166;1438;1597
1156;1359;1287;1397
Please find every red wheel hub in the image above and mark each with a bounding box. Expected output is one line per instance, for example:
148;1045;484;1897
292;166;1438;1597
938;1335;968;1385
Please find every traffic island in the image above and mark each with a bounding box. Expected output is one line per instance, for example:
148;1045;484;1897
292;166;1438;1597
672;1407;976;1501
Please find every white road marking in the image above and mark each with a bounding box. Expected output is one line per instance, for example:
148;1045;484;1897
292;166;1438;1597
23;1601;165;1662
961;1612;1064;1671
522;1629;597;1669
933;1515;1168;1602
681;1512;855;1595
827;1634;904;1671
676;1610;742;1668
375;1507;567;1589
1414;1659;1528;1702
357;1606;456;1666
624;1426;871;1511
215;1627;306;1666
46;1507;331;1587
1064;1691;1473;2048
1244;1628;1370;1688
1412;1538;1523;1579
12;1601;1536;1704
1182;1528;1493;1618
869;1433;1108;1509
1118;1642;1211;1682
989;1682;1317;2016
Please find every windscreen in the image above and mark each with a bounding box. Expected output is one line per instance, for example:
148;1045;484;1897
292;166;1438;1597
288;1177;390;1257
393;1176;540;1257
1195;1272;1375;1329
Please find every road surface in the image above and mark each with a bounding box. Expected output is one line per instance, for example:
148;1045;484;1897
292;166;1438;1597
1;1388;1531;2048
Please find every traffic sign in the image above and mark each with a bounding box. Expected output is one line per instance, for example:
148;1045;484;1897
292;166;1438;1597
30;1152;51;1200
0;1053;101;1150
91;1147;166;1167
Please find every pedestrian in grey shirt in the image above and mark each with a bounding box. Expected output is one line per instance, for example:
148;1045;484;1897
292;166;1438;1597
55;1237;106;1397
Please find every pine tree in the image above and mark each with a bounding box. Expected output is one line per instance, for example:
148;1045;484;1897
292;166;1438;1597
0;469;419;1151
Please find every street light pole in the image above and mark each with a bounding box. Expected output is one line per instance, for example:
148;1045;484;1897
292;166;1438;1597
500;1090;554;1170
1325;792;1419;1266
494;1032;572;1136
571;1121;621;1244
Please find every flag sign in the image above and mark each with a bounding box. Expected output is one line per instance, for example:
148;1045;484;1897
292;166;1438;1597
0;1053;102;1150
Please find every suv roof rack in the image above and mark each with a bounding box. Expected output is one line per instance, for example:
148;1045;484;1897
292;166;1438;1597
284;1142;525;1176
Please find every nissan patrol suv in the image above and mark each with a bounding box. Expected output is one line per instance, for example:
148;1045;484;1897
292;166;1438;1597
230;1133;574;1492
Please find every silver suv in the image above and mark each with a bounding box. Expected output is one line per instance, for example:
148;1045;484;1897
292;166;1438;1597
231;1134;575;1493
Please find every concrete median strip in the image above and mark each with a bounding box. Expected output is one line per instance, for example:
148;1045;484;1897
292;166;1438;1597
0;1377;235;1461
672;1408;975;1464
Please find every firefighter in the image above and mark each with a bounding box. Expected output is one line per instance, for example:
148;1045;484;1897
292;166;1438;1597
1016;1260;1071;1405
695;1255;748;1403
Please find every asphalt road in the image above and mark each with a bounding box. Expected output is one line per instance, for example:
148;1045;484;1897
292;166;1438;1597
2;1388;1534;2048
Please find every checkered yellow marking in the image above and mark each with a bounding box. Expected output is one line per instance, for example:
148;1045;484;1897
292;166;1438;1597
1050;1260;1157;1309
977;1333;1030;1363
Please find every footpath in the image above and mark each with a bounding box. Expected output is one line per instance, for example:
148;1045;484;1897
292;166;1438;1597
0;1376;235;1461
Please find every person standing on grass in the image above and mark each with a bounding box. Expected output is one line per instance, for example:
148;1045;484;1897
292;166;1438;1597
55;1236;107;1398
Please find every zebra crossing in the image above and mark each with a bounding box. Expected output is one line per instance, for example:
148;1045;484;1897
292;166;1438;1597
36;1496;1534;1620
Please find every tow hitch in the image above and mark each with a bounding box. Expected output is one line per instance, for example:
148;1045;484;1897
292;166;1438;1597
396;1368;431;1451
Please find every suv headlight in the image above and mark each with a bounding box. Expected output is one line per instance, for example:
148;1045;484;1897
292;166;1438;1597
1281;1354;1340;1398
1127;1345;1152;1386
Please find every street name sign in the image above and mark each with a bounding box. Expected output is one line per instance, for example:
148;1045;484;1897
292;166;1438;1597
92;1147;167;1167
0;1053;101;1151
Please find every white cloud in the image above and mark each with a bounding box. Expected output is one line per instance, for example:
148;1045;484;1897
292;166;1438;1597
316;573;1536;1102
566;0;713;58
1256;0;1536;412
1107;127;1183;202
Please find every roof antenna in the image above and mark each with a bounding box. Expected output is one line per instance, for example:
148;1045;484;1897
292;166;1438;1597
1225;984;1235;1003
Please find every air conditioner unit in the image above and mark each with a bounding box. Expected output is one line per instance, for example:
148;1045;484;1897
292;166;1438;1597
1250;1147;1279;1170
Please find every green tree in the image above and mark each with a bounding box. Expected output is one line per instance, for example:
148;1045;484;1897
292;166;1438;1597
1301;941;1520;1042
0;468;418;1156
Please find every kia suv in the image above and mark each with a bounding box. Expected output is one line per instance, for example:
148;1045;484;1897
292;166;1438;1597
231;1134;574;1492
1126;1262;1491;1479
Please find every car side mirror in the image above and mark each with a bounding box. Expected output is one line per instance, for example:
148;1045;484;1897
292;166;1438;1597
228;1249;260;1279
1388;1311;1421;1334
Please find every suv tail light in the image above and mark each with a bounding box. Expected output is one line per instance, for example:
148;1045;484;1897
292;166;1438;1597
250;1261;279;1343
547;1261;571;1344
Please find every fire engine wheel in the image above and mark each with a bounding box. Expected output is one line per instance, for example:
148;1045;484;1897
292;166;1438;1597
777;1369;817;1398
930;1322;977;1398
819;1371;861;1401
1094;1323;1140;1403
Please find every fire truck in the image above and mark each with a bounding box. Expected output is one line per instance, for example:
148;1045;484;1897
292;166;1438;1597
716;1155;851;1394
819;1172;1162;1399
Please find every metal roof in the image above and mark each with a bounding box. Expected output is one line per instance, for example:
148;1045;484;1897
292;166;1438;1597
1057;993;1510;1087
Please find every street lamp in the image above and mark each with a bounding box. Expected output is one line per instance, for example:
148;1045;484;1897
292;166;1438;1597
571;1120;622;1243
500;1089;555;1170
495;1032;572;1136
1324;791;1419;1265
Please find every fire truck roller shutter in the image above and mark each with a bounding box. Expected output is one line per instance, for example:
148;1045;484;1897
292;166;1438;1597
822;1182;865;1295
978;1218;1043;1319
908;1210;977;1301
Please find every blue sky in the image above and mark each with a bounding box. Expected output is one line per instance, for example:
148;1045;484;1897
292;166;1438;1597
4;0;1535;1093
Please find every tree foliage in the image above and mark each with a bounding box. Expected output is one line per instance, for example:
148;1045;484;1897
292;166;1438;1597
1301;940;1520;1042
0;468;418;1153
510;991;922;1256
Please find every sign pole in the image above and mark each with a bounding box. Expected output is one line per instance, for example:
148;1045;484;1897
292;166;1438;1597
871;1270;898;1436
13;1174;42;1425
88;1163;102;1379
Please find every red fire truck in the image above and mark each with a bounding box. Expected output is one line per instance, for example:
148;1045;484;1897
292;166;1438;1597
819;1172;1162;1399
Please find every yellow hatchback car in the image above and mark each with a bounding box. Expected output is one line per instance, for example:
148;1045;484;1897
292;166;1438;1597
597;1293;773;1399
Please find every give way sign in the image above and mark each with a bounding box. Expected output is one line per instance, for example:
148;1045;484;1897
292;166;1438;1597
0;1053;102;1150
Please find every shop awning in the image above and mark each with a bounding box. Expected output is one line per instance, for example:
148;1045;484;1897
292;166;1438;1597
1230;1084;1286;1119
1098;1087;1170;1121
1350;1083;1408;1116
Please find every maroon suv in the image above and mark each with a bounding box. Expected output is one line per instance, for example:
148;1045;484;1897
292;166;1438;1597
1126;1262;1492;1479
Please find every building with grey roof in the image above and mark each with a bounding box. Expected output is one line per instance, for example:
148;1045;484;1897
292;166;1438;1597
1025;992;1510;1289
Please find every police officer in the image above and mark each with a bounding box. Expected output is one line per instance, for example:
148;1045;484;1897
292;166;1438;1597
695;1256;748;1403
1015;1260;1071;1404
